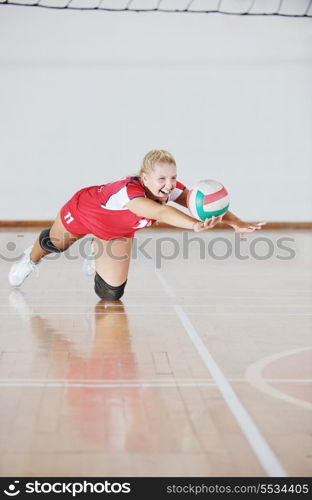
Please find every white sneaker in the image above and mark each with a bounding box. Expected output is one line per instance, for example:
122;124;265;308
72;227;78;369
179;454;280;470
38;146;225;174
8;246;39;287
83;239;95;276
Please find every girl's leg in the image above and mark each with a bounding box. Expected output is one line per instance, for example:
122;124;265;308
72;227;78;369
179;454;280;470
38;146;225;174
93;237;132;300
31;212;83;262
9;212;84;287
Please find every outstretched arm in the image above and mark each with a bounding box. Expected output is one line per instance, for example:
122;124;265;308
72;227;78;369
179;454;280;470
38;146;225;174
126;197;222;232
221;210;266;236
174;187;265;236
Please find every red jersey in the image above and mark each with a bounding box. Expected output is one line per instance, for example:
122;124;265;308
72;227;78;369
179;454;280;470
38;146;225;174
60;176;186;240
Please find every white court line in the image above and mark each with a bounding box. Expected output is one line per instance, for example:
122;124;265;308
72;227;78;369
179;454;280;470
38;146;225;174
154;269;176;297
175;305;287;477
3;302;312;308
0;381;216;388
151;288;312;293
152;268;287;477
2;295;312;301
245;347;312;411
2;312;312;316
2;288;311;294
0;378;310;387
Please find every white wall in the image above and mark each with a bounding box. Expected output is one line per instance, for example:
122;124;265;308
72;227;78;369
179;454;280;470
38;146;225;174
0;6;311;221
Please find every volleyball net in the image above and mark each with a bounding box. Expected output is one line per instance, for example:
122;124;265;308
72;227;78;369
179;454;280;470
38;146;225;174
0;0;311;18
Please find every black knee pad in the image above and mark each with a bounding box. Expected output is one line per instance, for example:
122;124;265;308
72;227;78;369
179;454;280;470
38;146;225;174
39;228;65;253
94;273;127;301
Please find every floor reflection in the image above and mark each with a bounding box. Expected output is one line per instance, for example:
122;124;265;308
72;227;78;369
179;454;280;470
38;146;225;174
9;290;147;452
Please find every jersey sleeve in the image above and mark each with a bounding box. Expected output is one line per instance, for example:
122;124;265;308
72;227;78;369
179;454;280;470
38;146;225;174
126;178;146;201
169;180;186;202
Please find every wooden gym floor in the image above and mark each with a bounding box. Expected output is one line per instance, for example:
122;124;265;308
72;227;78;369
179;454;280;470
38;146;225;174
0;228;311;477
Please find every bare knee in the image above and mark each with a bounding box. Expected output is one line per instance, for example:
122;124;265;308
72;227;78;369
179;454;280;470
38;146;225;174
94;273;127;301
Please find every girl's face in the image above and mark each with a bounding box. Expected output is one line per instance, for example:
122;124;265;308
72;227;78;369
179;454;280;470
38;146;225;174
142;162;177;203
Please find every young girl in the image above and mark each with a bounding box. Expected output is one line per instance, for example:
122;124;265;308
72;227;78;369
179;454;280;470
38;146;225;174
8;150;264;300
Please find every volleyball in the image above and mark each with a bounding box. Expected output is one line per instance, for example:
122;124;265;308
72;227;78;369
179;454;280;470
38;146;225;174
187;179;230;221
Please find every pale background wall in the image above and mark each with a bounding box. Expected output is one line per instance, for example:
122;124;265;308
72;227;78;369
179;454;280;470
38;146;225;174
0;4;311;221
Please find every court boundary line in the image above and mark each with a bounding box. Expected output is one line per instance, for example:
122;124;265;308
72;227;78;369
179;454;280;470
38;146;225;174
2;288;312;294
2;312;312;316
0;378;311;388
153;267;287;476
175;305;287;477
154;269;176;297
0;381;217;388
4;302;312;308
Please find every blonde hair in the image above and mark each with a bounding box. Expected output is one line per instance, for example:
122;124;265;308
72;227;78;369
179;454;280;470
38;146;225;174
139;150;176;177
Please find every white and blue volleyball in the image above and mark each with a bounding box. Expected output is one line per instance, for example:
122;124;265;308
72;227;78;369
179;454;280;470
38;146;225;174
187;179;230;221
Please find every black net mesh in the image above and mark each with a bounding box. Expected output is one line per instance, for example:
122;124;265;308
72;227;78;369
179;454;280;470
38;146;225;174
0;0;311;17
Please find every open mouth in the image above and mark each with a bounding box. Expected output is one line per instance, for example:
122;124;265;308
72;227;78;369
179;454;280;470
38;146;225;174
159;189;170;196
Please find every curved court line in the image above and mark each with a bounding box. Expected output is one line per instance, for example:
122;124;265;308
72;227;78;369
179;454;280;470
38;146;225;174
245;347;312;411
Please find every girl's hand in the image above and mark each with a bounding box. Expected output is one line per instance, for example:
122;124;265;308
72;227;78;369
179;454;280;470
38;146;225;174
228;221;266;238
192;215;224;232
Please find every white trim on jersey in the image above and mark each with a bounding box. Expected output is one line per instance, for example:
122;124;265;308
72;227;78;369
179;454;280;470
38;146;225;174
169;186;184;202
101;186;131;211
101;182;184;211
